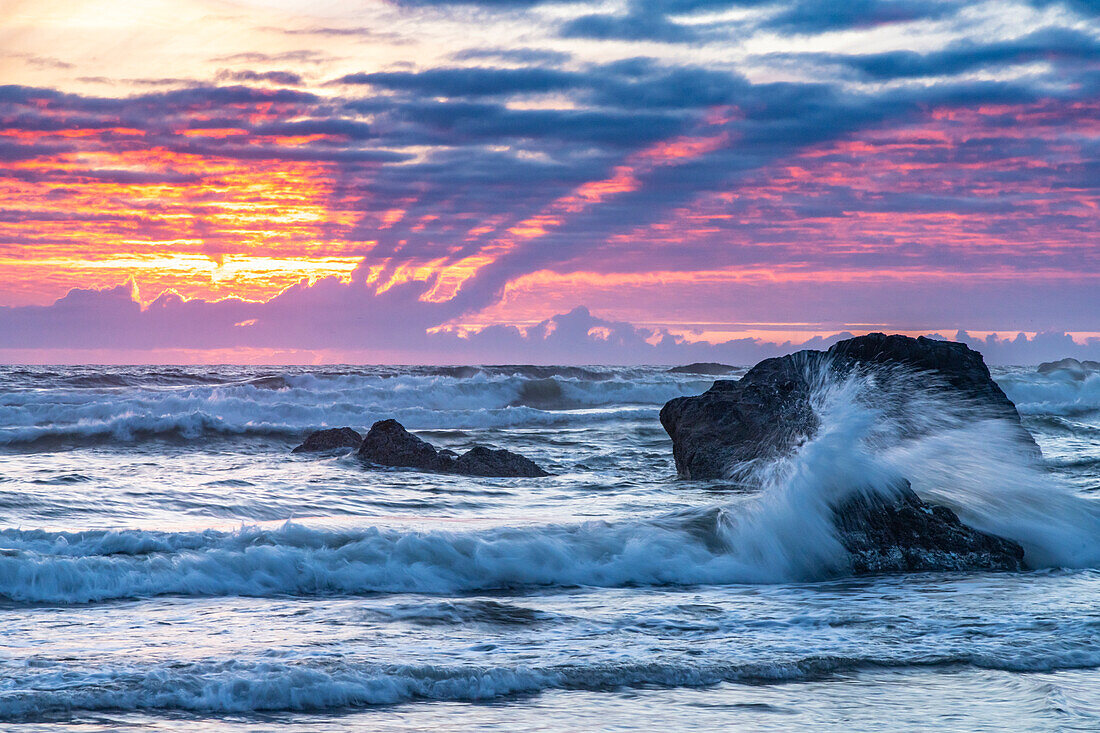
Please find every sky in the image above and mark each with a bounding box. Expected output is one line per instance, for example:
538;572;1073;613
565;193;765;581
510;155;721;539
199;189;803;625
0;0;1097;363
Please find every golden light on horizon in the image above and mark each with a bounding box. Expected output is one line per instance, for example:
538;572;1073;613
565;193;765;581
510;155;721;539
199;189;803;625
0;138;368;305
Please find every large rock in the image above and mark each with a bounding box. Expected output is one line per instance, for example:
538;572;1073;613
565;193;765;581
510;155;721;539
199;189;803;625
358;419;549;477
661;333;1037;480
659;333;1032;574
292;427;363;453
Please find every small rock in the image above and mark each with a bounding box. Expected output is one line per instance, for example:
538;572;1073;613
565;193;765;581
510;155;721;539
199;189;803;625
453;445;550;478
667;362;736;375
358;419;450;472
292;427;362;453
358;419;549;477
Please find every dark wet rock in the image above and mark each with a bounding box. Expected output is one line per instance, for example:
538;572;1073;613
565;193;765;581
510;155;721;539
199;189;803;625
1038;358;1100;380
661;333;1038;481
358;419;549;477
359;419;452;472
667;362;736;376
292;427;363;453
659;333;1033;574
453;445;550;478
835;482;1025;573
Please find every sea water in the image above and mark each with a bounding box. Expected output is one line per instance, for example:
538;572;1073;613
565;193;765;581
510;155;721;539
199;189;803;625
1;364;1098;731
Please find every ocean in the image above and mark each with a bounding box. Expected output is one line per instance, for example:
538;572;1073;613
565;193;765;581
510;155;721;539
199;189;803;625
1;363;1099;731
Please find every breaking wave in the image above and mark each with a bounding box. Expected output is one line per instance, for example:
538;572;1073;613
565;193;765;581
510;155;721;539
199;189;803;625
0;368;711;446
2;362;1099;612
5;652;1099;719
999;369;1100;417
6;363;1100;604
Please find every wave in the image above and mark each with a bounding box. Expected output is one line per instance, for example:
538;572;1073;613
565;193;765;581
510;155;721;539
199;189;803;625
741;363;1100;572
4;651;1100;718
0;405;663;447
0;365;633;390
997;369;1100;417
0;509;806;604
8;358;1100;598
0;369;710;446
5;362;1100;602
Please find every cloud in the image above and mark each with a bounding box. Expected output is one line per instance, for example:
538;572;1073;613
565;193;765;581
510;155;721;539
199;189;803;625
265;25;409;43
559;9;701;43
2;0;1097;350
450;48;572;65
215;70;304;85
778;27;1100;80
209;50;338;65
3;284;1098;364
334;67;583;96
388;0;964;41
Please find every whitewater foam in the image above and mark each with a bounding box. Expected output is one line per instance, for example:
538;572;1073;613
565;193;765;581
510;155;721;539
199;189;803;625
999;369;1100;416
0;369;709;445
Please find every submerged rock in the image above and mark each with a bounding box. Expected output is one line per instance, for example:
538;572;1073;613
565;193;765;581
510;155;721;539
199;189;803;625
667;362;736;376
292;427;363;453
659;333;1033;574
358;419;549;477
835;482;1024;573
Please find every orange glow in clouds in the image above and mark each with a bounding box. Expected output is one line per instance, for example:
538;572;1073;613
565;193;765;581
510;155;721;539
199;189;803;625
0;133;365;306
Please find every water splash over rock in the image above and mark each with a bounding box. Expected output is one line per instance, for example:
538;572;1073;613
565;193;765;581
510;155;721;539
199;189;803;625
660;333;1034;574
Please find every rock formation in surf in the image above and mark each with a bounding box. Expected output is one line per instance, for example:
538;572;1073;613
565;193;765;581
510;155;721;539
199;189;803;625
661;332;1038;480
292;427;363;453
1037;357;1100;380
667;362;736;376
358;419;550;477
660;333;1030;574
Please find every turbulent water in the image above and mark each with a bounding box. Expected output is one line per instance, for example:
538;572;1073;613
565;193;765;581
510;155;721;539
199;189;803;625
2;363;1099;731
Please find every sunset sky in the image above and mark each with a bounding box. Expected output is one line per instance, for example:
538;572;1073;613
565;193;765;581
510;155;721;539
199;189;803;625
1;0;1097;363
